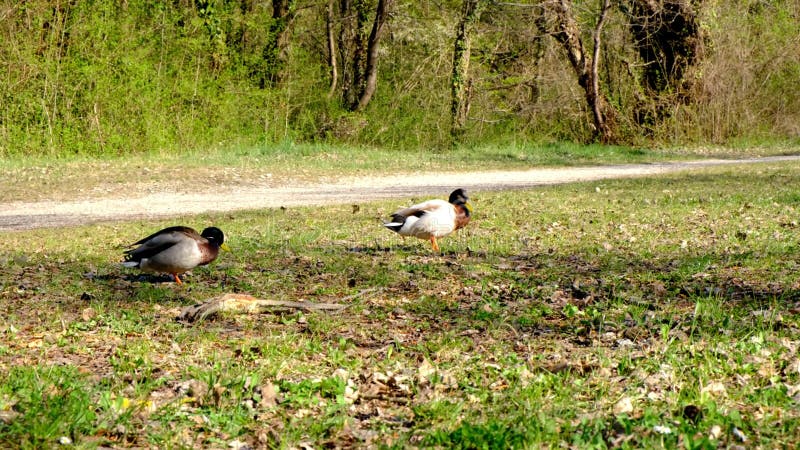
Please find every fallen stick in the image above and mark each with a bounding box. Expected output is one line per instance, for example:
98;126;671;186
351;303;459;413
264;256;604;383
178;293;348;323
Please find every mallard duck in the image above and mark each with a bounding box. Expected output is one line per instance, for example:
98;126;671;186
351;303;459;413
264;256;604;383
383;188;472;252
122;226;229;284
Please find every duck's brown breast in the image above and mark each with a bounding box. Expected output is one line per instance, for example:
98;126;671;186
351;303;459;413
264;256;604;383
198;243;221;266
454;205;471;231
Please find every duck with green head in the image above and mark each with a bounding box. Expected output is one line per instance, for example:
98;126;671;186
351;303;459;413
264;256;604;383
383;188;472;252
122;226;230;284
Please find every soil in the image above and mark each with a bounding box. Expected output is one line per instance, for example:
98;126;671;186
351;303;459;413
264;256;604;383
2;155;798;231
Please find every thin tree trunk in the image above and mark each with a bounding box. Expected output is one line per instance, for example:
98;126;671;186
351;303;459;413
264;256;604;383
354;0;393;111
338;0;356;106
590;0;611;142
349;0;370;109
546;0;616;143
262;0;296;86
326;0;339;98
450;0;485;138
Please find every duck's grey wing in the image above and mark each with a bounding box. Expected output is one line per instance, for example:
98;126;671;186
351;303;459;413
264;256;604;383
124;229;196;262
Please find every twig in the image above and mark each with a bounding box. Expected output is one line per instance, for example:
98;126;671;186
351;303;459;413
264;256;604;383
358;394;411;404
339;287;382;303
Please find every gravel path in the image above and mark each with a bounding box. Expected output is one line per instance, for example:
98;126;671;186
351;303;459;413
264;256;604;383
2;155;798;231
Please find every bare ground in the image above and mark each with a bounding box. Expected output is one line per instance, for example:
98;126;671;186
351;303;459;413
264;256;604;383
2;155;798;231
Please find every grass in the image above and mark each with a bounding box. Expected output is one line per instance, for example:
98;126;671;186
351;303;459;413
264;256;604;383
0;141;797;203
1;161;800;448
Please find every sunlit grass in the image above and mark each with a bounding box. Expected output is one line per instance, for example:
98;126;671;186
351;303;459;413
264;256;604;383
1;162;800;447
2;142;796;202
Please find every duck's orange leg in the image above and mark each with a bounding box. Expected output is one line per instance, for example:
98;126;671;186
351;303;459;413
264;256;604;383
173;273;183;284
430;236;440;252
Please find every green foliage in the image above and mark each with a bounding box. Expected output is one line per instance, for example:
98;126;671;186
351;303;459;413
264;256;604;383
0;0;291;156
1;1;798;157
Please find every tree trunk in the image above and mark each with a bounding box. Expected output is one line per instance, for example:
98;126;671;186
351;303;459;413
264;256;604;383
326;0;339;98
354;0;393;111
590;0;612;142
337;0;392;111
619;0;707;127
450;0;485;138
338;0;373;108
349;0;371;110
338;0;357;106
541;0;617;143
622;0;706;95
261;0;296;86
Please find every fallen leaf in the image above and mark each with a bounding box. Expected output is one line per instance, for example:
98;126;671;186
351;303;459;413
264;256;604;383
260;382;278;408
788;358;800;376
646;391;663;401
294;409;312;418
613;397;634;415
228;439;250;450
344;380;358;404
0;410;19;424
701;381;726;398
81;307;96;321
417;359;436;384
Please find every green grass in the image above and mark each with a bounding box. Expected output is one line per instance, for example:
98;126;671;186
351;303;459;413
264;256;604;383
2;162;800;448
1;141;797;203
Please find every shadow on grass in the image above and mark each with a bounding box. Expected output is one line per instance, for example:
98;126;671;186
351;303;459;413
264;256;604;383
89;272;178;284
367;244;800;347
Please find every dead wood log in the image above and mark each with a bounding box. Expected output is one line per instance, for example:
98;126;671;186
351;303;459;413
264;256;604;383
178;293;350;323
178;289;380;322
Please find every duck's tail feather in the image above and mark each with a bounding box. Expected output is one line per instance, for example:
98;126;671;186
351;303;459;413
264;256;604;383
383;222;404;232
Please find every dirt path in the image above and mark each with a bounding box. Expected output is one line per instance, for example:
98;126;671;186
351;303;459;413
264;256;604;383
2;155;798;231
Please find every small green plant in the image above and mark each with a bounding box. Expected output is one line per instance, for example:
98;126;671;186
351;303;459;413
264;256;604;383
0;366;98;448
426;420;529;449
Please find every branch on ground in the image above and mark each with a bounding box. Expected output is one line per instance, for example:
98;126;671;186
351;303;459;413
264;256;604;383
178;293;352;323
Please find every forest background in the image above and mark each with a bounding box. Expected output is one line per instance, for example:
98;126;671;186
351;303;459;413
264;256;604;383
1;0;798;158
